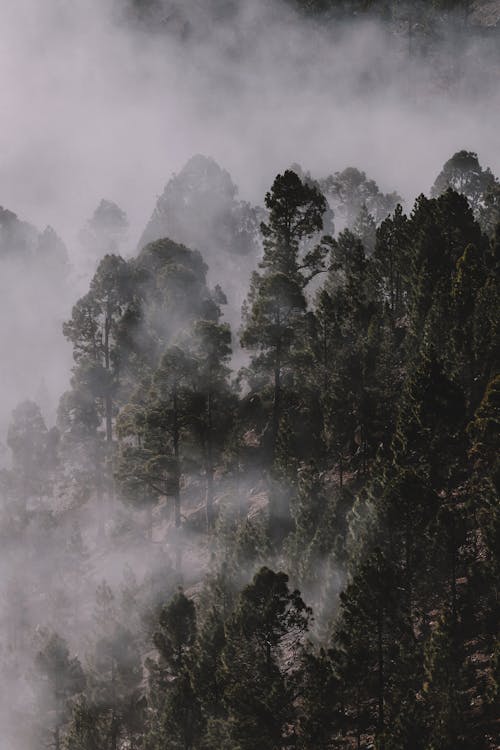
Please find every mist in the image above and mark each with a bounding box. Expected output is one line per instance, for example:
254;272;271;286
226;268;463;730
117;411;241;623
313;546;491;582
0;1;499;748
1;0;499;242
1;0;498;435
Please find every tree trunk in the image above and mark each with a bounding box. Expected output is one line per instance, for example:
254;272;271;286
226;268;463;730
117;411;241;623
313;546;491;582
172;386;181;529
356;686;362;750
361;422;368;476
272;363;281;463
377;611;385;742
405;509;413;626
147;502;153;541
96;443;106;543
110;657;118;750
104;312;115;516
451;537;457;626
389;249;395;319
104;313;113;444
205;391;215;530
323;325;329;395
172;386;182;573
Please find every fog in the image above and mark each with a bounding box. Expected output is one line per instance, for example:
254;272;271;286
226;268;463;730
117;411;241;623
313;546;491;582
0;1;498;747
1;0;498;438
1;0;499;242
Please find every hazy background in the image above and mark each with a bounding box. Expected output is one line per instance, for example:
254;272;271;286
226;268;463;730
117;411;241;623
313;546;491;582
0;3;499;747
1;0;499;239
0;0;498;438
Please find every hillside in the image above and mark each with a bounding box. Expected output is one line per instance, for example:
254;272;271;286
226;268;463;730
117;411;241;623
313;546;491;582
0;3;499;750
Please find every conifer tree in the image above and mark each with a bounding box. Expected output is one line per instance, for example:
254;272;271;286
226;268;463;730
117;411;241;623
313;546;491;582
241;170;329;463
147;589;201;750
220;567;311;750
406;190;484;359
34;632;85;750
372;203;410;321
431;150;497;216
63;255;136;446
333;550;406;745
449;243;488;410
117;345;194;535
64;697;104;750
393;348;466;489
352;203;377;254
86;582;143;750
6;400;55;515
187;319;234;528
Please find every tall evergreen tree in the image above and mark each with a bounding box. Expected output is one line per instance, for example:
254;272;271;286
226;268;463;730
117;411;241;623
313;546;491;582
241;170;330;464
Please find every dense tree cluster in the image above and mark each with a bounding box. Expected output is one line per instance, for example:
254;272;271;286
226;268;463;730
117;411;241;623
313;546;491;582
0;149;498;749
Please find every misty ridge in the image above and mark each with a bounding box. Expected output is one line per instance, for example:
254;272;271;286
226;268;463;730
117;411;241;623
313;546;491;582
0;0;499;423
0;2;499;750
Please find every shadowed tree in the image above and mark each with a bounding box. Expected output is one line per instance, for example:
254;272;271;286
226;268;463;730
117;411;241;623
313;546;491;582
241;170;330;463
147;589;201;750
34;632;85;750
220;567;312;750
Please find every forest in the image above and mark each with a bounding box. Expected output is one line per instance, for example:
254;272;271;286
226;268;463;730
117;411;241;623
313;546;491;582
0;1;499;750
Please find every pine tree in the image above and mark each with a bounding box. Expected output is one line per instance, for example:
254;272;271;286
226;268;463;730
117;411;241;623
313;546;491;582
220;567;312;750
147;589;201;750
296;647;339;749
64;697;104;750
406;190;484;360
186;319;234;528
372;203;410;321
6;400;55;516
422;613;471;750
79;200;128;266
191;607;226;726
63;254;136;445
34;632;85;750
353;203;377;254
393;348;466;489
241;170;329;464
431;150;497;216
333;550;406;746
86;582;143;750
449;242;488;411
117;346;194;535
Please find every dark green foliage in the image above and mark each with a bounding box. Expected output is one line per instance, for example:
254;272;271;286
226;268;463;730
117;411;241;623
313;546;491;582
372;203;410;320
2;154;498;750
34;632;85;750
241;169;330;466
422;614;472;750
334;550;409;740
353;203;377;254
65;697;104;750
295;647;340;748
85;582;144;750
192;607;226;720
479;182;500;236
393;349;467;486
147;589;202;750
63;254;137;454
219;567;312;750
406;190;485;361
